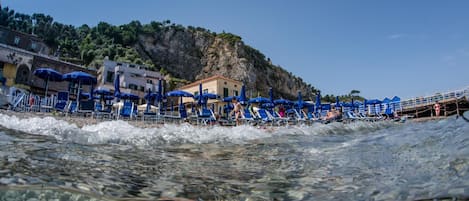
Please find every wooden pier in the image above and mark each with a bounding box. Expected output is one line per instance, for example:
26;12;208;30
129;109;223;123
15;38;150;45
397;86;469;119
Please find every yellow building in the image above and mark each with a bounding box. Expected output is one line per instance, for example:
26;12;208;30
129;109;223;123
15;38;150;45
178;75;242;114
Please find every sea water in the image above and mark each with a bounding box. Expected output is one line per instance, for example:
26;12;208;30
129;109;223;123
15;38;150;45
0;113;468;200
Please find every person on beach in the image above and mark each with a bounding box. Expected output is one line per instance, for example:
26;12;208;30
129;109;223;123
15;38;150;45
434;101;441;117
29;93;35;111
323;108;339;121
278;104;286;117
229;97;244;126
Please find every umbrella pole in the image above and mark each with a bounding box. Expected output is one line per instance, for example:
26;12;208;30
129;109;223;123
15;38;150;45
77;81;81;111
44;77;49;98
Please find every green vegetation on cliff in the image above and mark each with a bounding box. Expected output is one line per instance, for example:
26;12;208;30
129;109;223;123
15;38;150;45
0;6;363;100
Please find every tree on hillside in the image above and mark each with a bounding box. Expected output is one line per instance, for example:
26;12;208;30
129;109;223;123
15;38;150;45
350;90;360;97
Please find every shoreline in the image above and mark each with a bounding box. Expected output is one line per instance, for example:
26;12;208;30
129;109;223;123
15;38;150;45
0;109;454;130
0;109;164;129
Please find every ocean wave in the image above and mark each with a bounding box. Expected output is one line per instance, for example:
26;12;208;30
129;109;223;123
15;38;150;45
0;113;404;147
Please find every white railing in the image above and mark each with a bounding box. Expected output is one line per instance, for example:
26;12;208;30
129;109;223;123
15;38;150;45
400;86;469;109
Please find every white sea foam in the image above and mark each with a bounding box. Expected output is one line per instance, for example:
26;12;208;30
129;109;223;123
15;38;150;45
0;113;399;147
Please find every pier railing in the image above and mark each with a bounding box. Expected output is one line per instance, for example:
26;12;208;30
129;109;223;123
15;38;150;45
400;86;469;110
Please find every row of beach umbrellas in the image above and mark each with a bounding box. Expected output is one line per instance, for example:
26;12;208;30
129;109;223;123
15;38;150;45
33;67;400;114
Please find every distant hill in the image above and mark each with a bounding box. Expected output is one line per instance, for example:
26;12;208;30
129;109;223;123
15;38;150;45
0;6;321;100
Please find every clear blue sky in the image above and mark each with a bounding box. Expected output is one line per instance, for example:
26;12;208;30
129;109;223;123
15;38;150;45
3;0;469;99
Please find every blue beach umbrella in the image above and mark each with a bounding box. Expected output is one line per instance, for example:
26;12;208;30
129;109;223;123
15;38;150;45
335;96;340;110
269;88;274;103
167;90;193;97
167;90;193;112
62;71;96;85
80;92;91;99
391;96;401;111
33;68;63;97
114;73;121;102
145;89;152;112
364;99;368;113
198;83;203;106
239;84;247;104
261;102;275;108
157;79;164;113
120;93;139;100
223;96;237;102
94;88;111;96
248;96;271;104
62;71;96;109
274;98;293;105
194;93;218;109
315;92;321;114
297;91;304;109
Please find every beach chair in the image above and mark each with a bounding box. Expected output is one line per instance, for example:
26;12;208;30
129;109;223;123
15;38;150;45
78;100;95;117
142;106;162;122
241;108;258;125
118;101;135;120
53;92;69;113
65;101;78;116
10;91;26;112
197;108;216;125
268;109;289;125
345;111;360;121
257;109;274;125
94;102;113;119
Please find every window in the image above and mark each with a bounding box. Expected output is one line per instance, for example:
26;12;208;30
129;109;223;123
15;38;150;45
128;84;138;90
106;71;115;83
233;90;238;96
203;89;208;94
147;79;153;84
30;41;37;51
139;86;145;92
223;88;229;97
194;91;199;96
131;73;141;78
13;36;20;46
224;82;227;85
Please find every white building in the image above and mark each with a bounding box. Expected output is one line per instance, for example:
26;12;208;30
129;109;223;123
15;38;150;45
97;59;164;102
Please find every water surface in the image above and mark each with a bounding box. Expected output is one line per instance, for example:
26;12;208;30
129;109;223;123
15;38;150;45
0;113;468;200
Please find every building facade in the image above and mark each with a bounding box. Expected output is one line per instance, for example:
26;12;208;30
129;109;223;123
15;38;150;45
0;26;94;96
0;26;49;55
178;75;242;114
97;59;165;102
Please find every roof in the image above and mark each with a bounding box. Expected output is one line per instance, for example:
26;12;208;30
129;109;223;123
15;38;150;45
179;75;242;89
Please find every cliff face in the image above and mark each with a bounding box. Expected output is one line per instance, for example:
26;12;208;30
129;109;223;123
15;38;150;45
135;28;316;100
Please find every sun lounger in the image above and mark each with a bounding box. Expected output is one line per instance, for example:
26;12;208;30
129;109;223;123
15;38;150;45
94;102;113;119
118;101;135;120
77;100;95;117
197;108;216;125
241;108;258;125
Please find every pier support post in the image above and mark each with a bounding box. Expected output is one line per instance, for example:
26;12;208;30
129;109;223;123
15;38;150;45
444;103;447;117
456;99;460;116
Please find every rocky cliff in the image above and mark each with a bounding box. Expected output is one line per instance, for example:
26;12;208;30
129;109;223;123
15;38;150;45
135;27;317;100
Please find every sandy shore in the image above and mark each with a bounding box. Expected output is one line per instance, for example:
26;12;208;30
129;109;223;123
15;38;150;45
0;109;164;128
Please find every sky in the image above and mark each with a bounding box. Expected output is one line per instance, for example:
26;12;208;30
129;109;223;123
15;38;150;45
2;0;469;99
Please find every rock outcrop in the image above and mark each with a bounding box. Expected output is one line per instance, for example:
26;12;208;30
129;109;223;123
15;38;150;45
135;28;316;100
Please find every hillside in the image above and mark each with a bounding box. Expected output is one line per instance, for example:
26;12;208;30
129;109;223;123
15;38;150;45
1;6;317;99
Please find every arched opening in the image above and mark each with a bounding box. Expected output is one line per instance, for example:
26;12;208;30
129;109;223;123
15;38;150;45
15;64;30;85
